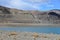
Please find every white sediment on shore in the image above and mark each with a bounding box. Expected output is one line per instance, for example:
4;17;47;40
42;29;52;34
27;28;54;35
0;23;60;26
0;31;60;40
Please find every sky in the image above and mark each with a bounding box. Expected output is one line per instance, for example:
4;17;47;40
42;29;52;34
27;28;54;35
0;0;60;11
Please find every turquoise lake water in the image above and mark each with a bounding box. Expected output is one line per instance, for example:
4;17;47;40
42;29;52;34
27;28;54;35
0;26;60;34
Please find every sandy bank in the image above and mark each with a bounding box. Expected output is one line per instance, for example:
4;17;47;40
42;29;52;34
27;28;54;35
0;23;60;27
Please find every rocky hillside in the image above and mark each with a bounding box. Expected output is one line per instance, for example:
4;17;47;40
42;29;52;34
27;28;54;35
0;6;60;24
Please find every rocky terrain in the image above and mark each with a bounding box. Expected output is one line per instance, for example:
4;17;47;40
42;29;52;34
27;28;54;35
0;31;60;40
0;6;60;24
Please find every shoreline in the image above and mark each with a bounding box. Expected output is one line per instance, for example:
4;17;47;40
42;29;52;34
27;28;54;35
0;23;60;27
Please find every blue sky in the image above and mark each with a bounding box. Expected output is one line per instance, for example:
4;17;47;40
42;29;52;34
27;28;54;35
0;0;60;10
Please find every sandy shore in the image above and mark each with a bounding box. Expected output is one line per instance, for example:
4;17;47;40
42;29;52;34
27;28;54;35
0;23;59;27
0;31;60;40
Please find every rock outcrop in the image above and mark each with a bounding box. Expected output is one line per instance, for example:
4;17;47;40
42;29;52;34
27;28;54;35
0;6;60;24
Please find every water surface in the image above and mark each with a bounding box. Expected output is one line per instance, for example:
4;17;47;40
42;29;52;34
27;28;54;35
0;26;60;34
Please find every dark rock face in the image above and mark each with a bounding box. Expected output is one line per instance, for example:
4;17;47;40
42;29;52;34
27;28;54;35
0;6;10;14
0;6;60;24
0;6;13;23
48;12;60;18
47;10;60;24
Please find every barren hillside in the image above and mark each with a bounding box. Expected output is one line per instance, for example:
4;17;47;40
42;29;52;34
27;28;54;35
0;6;60;24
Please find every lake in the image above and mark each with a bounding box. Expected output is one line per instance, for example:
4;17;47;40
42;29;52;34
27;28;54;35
0;26;60;34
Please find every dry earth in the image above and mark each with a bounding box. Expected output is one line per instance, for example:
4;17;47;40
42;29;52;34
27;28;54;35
0;31;60;40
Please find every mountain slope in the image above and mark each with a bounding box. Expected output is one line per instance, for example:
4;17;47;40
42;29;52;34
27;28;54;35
0;6;60;24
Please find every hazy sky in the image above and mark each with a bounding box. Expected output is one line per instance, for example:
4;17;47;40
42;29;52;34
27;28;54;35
0;0;60;10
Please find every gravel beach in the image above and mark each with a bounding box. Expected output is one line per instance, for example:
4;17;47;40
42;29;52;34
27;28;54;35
0;31;60;40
